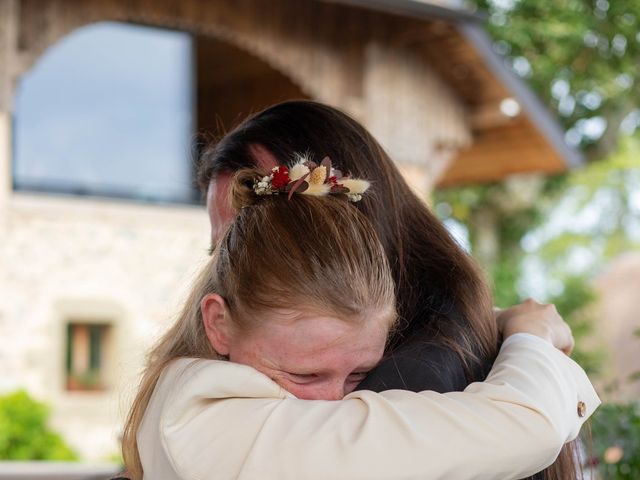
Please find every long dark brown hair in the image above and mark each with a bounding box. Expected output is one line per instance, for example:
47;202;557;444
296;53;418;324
197;100;580;480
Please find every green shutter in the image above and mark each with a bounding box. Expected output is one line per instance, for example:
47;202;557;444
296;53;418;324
89;325;102;371
65;324;73;374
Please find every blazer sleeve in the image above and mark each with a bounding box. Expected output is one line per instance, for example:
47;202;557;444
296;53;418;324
157;334;600;480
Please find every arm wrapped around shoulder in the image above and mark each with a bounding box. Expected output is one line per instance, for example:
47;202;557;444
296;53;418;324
151;334;599;480
465;332;597;444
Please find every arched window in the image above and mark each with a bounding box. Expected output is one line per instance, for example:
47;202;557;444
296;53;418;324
13;22;196;204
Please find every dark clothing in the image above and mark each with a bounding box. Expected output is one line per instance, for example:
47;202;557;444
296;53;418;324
357;338;545;480
358;340;468;393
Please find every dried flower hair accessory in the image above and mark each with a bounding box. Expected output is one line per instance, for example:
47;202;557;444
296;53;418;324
253;156;370;202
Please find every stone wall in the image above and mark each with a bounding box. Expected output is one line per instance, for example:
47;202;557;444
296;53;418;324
0;192;209;460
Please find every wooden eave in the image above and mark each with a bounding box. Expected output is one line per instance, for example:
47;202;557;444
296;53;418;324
322;0;584;187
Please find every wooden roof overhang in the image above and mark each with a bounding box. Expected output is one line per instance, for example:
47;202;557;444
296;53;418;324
323;0;584;187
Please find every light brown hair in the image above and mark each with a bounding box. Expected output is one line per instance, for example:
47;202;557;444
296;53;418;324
198;100;497;377
121;168;396;479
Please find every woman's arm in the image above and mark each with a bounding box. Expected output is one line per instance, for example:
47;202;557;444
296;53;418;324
141;333;599;480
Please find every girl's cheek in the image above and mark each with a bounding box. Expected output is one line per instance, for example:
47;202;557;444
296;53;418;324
285;383;316;400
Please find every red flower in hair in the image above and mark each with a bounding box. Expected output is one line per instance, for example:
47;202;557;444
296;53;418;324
271;166;290;189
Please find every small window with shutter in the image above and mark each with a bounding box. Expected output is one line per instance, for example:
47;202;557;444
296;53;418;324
65;322;111;391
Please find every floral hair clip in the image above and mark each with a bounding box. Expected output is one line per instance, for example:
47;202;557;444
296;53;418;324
253;156;370;202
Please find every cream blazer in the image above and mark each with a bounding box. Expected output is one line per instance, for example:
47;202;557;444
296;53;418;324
138;334;600;480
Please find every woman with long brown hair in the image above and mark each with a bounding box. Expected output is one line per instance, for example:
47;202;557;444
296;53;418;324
197;100;585;479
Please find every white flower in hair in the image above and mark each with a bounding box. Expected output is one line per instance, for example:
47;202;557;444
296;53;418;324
341;178;371;202
341;178;370;194
251;154;370;202
302;182;331;196
289;161;310;181
253;176;274;195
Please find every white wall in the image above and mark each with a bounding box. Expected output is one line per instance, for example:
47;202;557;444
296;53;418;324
0;187;209;460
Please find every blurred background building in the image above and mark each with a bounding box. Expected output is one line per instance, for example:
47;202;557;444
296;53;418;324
0;0;638;474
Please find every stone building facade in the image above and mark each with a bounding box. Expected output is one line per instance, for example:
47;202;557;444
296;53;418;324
0;0;580;460
0;193;209;459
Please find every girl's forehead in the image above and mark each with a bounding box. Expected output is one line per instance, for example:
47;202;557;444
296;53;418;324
253;311;389;370
251;309;391;350
255;306;395;332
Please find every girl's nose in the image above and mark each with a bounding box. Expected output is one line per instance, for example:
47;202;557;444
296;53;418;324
325;381;347;401
315;380;346;401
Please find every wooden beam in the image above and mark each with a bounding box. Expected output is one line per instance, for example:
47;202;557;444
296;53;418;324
0;0;18;112
470;100;521;130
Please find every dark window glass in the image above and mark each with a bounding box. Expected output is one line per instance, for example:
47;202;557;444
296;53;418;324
13;22;196;204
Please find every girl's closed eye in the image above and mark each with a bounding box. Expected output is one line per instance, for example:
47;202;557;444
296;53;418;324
286;371;370;384
287;372;320;384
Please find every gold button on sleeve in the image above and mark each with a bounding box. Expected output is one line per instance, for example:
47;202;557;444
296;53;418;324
577;401;587;418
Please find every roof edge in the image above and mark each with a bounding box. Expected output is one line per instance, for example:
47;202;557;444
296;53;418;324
319;0;486;24
321;0;583;170
458;24;584;169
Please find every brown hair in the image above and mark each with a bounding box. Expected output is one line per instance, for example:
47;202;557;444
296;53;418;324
198;100;496;377
197;100;579;480
121;168;396;479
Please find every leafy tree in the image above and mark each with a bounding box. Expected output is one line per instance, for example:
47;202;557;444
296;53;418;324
436;177;549;307
545;275;603;374
590;402;640;479
436;0;640;370
436;137;639;360
469;0;640;159
526;137;640;277
0;390;77;460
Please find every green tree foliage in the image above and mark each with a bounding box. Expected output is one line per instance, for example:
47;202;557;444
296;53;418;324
436;0;640;364
436;177;549;307
469;0;640;158
435;138;640;373
525;137;640;283
0;390;78;460
546;276;603;374
590;403;640;479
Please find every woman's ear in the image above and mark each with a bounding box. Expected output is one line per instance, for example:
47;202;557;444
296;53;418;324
201;293;232;356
